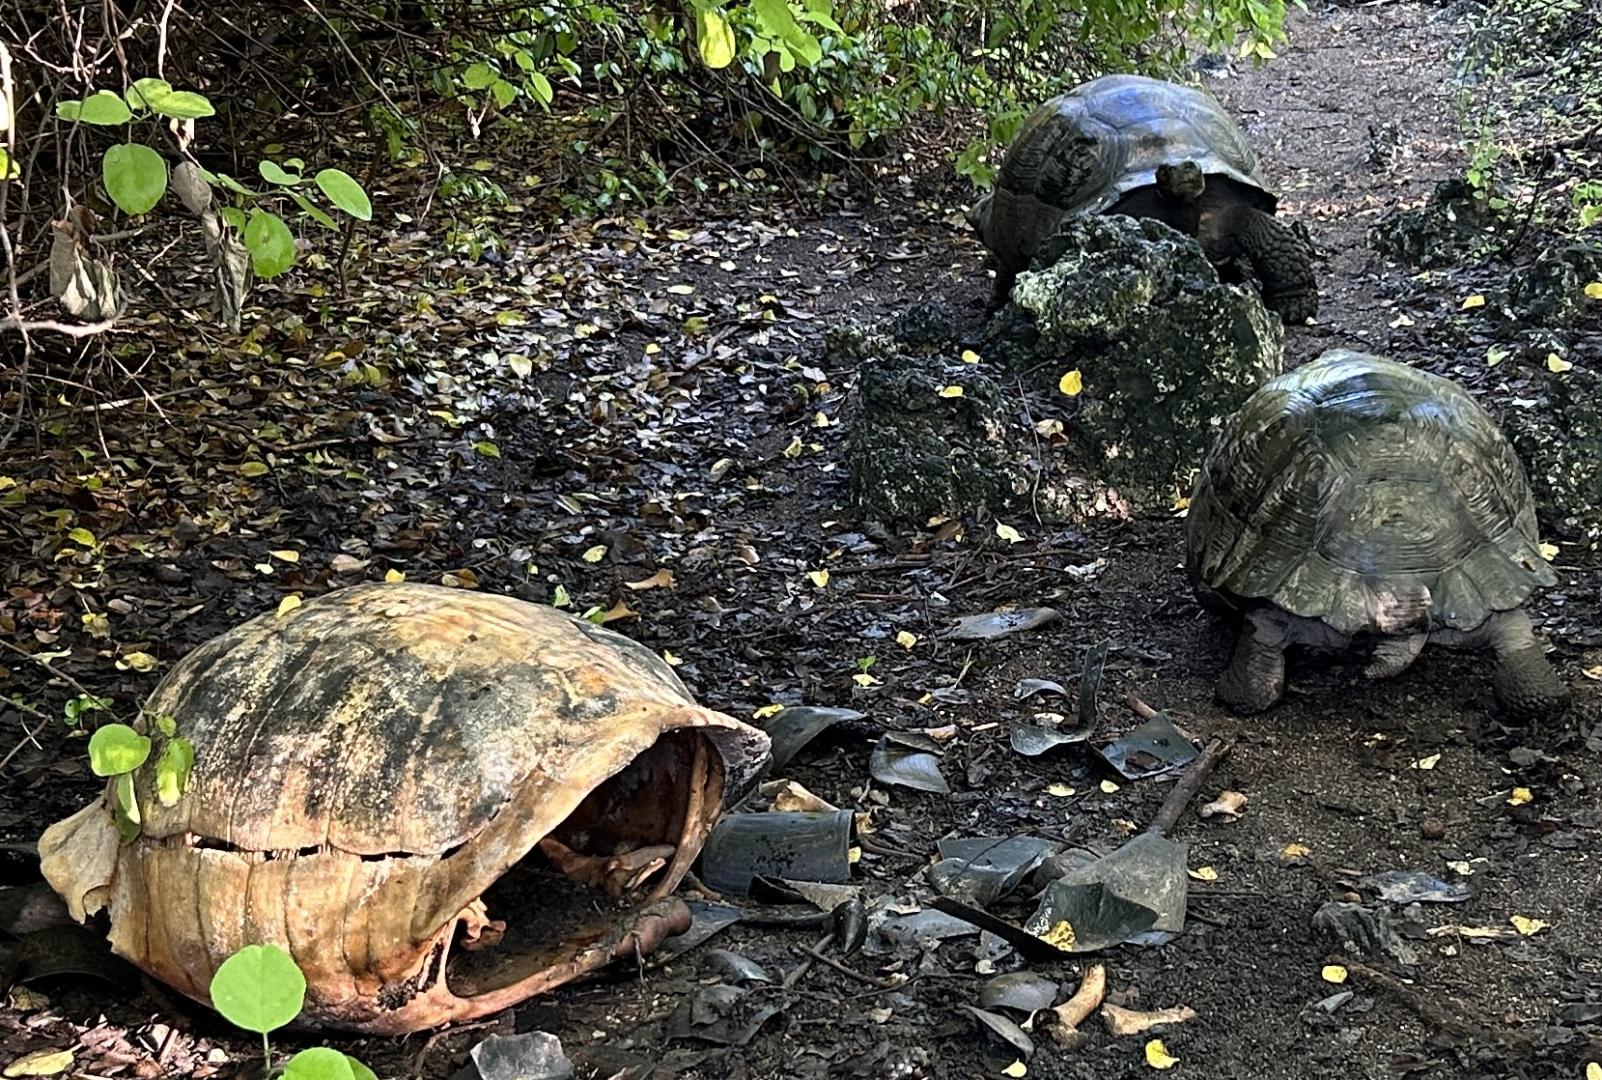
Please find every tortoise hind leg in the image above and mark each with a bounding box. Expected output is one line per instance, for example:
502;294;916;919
1486;610;1569;721
1216;608;1289;714
1364;633;1427;679
1211;203;1319;323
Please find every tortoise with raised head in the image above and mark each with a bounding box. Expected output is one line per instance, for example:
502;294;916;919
39;582;771;1034
1185;349;1568;719
968;73;1318;323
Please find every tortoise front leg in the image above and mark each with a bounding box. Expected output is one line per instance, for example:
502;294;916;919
1486;609;1569;721
1214;203;1319;323
1216;608;1289;714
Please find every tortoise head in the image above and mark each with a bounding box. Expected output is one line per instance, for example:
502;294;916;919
1155;161;1206;203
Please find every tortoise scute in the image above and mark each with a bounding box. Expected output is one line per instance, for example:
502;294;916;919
38;582;772;1034
1189;350;1556;637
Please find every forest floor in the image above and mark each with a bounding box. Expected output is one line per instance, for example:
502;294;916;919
3;2;1601;1079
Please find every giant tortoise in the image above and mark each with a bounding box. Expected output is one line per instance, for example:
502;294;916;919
38;582;771;1034
1185;349;1568;718
969;73;1318;323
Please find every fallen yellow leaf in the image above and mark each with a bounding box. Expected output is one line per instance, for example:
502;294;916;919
2;1047;75;1077
384;568;406;583
1587;1061;1602;1080
1321;964;1348;984
581;545;608;563
1188;866;1219;882
1462;294;1485;309
268;549;300;563
961;349;982;364
1510;914;1548;936
662;649;682;666
1001;1063;1027;1078
117;651;157;672
276;594;302;618
895;630;918;649
1540;542;1560;561
1508;787;1533;806
1486;346;1508;367
1059;369;1083;396
1047;783;1076;797
1145;1039;1180;1070
852;673;878;687
1585;282;1602;299
1547;353;1574;373
937;385;964;398
1100;780;1120;794
1582;665;1602;681
808;568;830;587
995;522;1024;543
1413;753;1441;770
752;703;784;720
1281;842;1311;863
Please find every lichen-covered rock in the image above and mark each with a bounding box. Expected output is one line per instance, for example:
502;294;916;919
1369;177;1508;267
982;215;1284;512
1502;364;1602;549
1505;244;1602;326
838;323;1129;526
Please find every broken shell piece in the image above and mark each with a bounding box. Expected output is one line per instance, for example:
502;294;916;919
37;583;771;1035
1101;1002;1198;1037
1198;790;1248;821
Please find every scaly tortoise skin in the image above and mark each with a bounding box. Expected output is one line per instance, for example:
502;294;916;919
1185;349;1568;719
38;582;771;1034
968;73;1318;323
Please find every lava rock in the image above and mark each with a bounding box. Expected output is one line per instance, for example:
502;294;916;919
1369;177;1508;267
1503;363;1602;549
982;214;1284;513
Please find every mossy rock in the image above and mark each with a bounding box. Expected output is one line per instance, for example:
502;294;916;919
1369;177;1509;268
1505;244;1602;327
982;215;1284;513
838;324;1128;526
1502;363;1602;549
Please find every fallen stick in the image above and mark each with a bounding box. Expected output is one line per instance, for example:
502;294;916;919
1149;735;1237;838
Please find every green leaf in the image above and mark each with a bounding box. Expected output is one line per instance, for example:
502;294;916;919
153;712;178;737
125;78;174;111
258;160;303;186
751;0;822;65
289;190;339;231
474;441;501;458
491;78;518;109
0;148;16;182
243;210;296;278
220;206;248;232
154;736;195;806
210;944;306;1034
149;90;215;120
113;772;142;840
283;1048;354;1080
314;169;372;221
346;1058;378;1080
462;62;497;90
102;143;168;216
697;9;737;69
67;526;97;547
528;72;553;106
88;723;152;776
57;90;132;126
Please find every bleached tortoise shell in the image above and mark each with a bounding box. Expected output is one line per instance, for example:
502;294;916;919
39;583;771;1034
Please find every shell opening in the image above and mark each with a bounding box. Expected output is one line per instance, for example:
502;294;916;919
439;727;726;1004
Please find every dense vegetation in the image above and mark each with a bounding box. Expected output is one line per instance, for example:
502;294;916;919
0;0;1294;344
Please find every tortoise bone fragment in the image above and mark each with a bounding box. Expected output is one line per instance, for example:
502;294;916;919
37;583;771;1034
1185;349;1568;720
